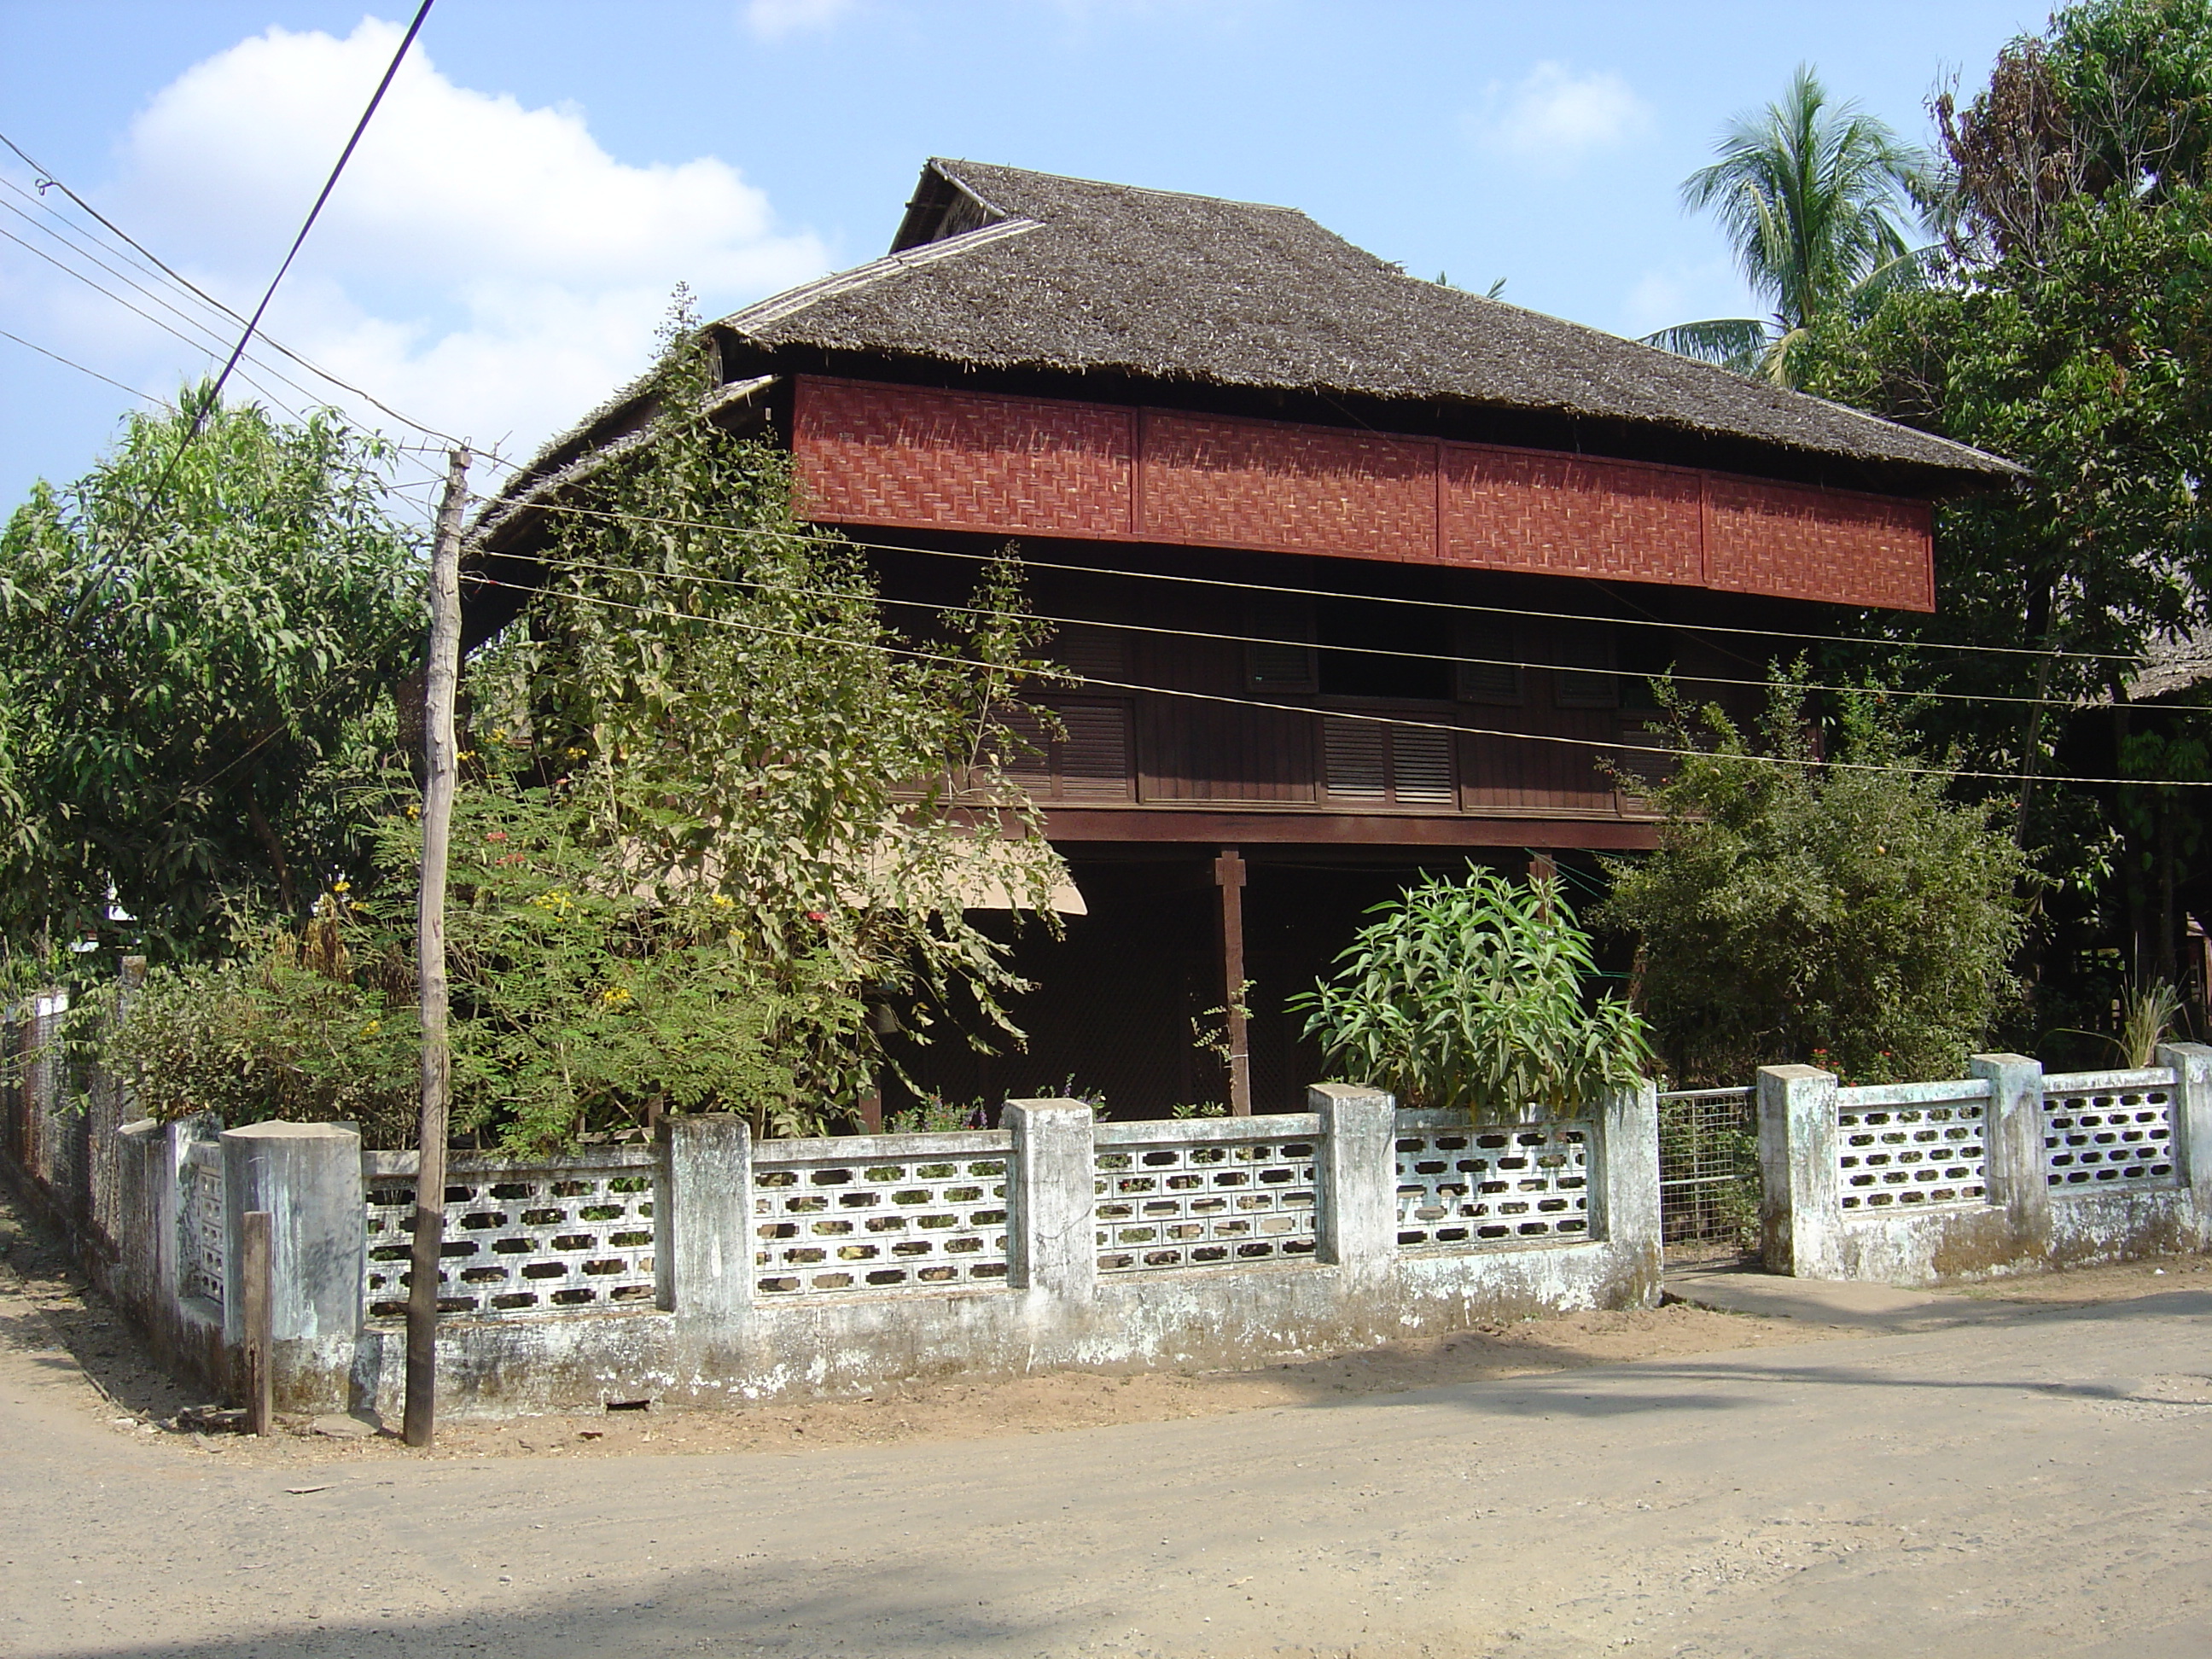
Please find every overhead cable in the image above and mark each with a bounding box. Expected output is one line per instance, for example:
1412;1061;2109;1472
489;496;2141;668
470;574;2212;789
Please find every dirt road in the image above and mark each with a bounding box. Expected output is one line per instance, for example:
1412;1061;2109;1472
7;1202;2212;1656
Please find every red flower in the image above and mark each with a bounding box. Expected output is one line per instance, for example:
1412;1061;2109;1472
485;830;509;843
806;910;827;923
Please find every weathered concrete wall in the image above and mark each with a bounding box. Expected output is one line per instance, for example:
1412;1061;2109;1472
1769;1045;2212;1287
344;1083;1663;1419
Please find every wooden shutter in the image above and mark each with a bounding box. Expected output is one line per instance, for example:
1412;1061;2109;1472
1454;615;1523;704
1322;717;1456;806
995;698;1132;800
1247;593;1318;693
1321;717;1388;800
1391;728;1457;805
1056;700;1132;798
1553;623;1619;708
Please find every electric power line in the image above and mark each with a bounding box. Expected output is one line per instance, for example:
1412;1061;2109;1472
468;573;2212;790
505;541;2122;716
486;493;2143;670
90;0;434;568
0;328;172;410
0;106;494;457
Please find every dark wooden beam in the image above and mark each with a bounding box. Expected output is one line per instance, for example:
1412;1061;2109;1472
1214;848;1251;1116
1041;808;1662;849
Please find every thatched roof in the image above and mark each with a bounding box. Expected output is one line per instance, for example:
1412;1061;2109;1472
709;159;2017;487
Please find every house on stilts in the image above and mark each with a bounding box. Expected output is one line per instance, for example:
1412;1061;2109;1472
472;158;2020;1119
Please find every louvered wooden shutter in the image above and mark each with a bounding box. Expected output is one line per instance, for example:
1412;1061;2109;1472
1454;616;1522;704
1553;623;1619;708
1324;717;1456;805
1056;700;1132;798
1247;593;1318;693
1322;717;1388;800
1391;728;1457;804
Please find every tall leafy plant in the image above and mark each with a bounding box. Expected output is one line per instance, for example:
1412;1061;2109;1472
1291;869;1652;1116
470;299;1071;1127
1596;678;2029;1084
0;386;421;960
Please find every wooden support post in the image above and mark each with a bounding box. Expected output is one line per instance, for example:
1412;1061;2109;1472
1214;848;1252;1116
1528;851;1557;923
240;1209;273;1435
405;445;471;1451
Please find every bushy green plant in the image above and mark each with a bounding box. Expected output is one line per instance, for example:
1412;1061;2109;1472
1597;677;2029;1085
1290;869;1653;1116
0;387;422;960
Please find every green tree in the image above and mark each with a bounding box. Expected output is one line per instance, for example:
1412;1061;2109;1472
1644;65;1933;385
0;387;422;960
1795;1;2212;997
463;306;1070;1132
1596;681;2029;1085
1291;869;1652;1116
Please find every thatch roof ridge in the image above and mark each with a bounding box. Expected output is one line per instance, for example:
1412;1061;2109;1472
714;157;2020;486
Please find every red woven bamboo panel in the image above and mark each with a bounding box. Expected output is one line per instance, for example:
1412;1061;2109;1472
1442;445;1703;583
1139;411;1435;560
1704;477;1934;611
793;377;1133;537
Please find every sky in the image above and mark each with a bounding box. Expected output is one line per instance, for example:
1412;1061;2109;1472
0;0;2051;520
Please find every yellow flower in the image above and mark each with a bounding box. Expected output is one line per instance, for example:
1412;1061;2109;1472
332;880;351;894
711;894;735;909
405;803;421;820
359;1020;381;1038
599;985;632;1006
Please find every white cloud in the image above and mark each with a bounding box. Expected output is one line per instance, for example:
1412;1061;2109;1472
64;16;830;477
742;0;857;40
1470;62;1651;165
1618;259;1755;341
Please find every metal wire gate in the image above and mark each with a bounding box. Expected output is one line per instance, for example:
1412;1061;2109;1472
1656;1086;1760;1259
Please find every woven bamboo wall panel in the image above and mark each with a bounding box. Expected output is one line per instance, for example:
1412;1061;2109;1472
790;377;1936;611
1704;477;1933;610
793;378;1133;537
1139;412;1436;560
1441;446;1703;583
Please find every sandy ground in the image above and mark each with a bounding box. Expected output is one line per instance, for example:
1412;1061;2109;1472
0;1190;1843;1467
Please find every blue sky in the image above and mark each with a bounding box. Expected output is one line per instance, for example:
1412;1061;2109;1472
1;1;2046;518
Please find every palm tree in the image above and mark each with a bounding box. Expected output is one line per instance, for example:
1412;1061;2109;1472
1644;65;1933;386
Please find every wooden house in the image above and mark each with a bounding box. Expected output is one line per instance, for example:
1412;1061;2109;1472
474;160;2018;1116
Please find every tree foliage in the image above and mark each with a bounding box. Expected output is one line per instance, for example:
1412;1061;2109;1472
477;305;1070;1128
1596;681;2029;1085
0;388;422;960
1645;65;1933;383
1291;869;1653;1116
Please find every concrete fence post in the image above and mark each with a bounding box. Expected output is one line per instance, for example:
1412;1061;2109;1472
1970;1052;2048;1252
1758;1064;1842;1278
1003;1099;1097;1301
219;1122;365;1346
1594;1080;1662;1297
159;1115;213;1304
2157;1041;2212;1249
659;1114;753;1324
1310;1084;1397;1281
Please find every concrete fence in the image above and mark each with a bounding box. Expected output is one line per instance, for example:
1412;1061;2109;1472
26;1077;1662;1418
1758;1043;2212;1284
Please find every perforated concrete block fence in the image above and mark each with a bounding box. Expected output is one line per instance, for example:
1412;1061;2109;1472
1759;1045;2212;1285
340;1081;1664;1417
46;1081;1662;1417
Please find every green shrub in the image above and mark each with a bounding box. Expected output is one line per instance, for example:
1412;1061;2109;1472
1289;869;1653;1116
1597;678;2028;1084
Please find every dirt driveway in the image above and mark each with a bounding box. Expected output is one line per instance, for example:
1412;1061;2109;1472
7;1190;2212;1657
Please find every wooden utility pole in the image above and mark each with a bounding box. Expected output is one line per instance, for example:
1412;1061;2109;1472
1214;848;1251;1116
240;1210;273;1436
405;445;470;1450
